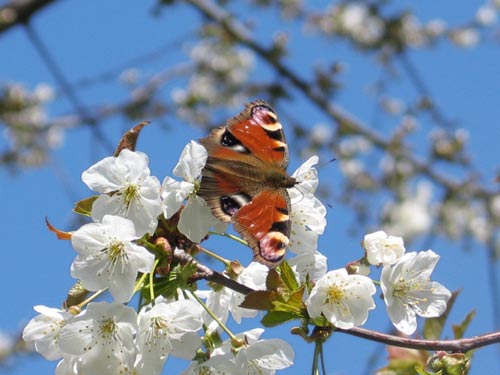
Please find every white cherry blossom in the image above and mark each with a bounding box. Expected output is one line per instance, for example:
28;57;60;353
381;250;451;335
161;141;207;219
82;149;162;236
58;302;137;375
161;141;226;242
70;215;155;303
135;298;203;375
288;156;327;254
22;305;73;360
288;250;328;282
363;230;405;266
181;328;294;375
306;268;376;329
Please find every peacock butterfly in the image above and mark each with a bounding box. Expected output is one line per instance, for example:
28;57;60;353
198;100;296;268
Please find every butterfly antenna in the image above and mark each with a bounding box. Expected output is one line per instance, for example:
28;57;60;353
317;157;336;169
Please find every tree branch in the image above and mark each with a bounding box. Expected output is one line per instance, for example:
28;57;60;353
338;326;500;353
174;246;500;353
0;0;57;35
173;248;254;295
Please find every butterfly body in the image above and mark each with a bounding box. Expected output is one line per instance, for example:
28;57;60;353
198;100;296;267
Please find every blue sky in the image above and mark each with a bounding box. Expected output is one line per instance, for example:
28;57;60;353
2;1;500;374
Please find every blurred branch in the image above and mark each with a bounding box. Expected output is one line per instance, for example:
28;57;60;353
23;22;114;152
71;33;194;91
0;62;190;142
185;0;498;199
397;52;454;128
0;0;57;35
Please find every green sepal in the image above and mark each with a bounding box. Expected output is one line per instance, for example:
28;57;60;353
63;281;89;309
415;364;438;375
452;310;476;340
202;327;223;351
73;195;98;216
144;262;198;303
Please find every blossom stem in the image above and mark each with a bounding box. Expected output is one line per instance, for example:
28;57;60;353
199;245;231;266
188;290;237;342
133;270;150;296
311;340;322;375
77;288;106;308
149;259;160;301
209;231;248;246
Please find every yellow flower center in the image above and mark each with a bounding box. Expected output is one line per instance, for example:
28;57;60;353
327;285;345;304
108;239;125;263
122;184;139;207
99;318;117;338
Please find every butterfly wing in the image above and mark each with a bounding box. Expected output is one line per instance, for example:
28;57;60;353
198;100;295;267
233;189;291;267
224;100;289;168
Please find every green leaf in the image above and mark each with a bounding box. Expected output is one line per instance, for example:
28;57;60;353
240;290;275;310
310;316;331;328
277;261;299;291
271;300;303;315
269;287;306;314
424;289;460;340
288;286;306;307
261;310;300;327
452;310;476;339
73;195;99;216
150;262;198;302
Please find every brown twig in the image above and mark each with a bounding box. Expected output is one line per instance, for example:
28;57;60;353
173;248;254;295
338;326;500;353
174;246;500;353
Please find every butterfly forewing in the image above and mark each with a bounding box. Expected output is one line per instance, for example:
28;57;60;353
226;101;289;168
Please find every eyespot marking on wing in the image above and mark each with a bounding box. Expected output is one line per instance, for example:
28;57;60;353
220;193;251;216
220;129;249;154
258;231;288;262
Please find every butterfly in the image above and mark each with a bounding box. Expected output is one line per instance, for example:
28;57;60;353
198;100;297;268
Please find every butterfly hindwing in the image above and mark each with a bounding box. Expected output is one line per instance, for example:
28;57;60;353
233;189;291;267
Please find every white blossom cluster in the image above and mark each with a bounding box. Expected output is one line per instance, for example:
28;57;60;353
172;40;255;123
22;144;300;374
335;127;498;251
309;1;498;49
306;230;450;335
23;138;451;374
1;82;61;167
